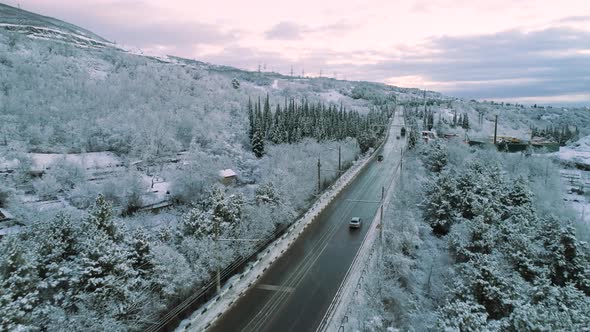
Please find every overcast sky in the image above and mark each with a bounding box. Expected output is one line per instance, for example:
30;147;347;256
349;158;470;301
9;0;590;105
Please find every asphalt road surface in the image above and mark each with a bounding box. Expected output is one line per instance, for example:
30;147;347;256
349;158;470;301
208;111;406;332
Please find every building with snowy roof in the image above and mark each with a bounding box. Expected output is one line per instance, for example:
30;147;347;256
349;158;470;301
219;169;237;185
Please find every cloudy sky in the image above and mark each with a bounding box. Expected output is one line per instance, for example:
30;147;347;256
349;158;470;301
9;0;590;105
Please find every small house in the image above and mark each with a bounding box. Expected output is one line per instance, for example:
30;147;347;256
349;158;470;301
219;169;237;185
0;208;14;222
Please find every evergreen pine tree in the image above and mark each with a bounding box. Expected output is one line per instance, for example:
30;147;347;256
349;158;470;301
127;227;153;277
424;173;458;235
87;194;118;241
269;104;283;144
463;113;470;130
251;128;265;158
408;118;420;149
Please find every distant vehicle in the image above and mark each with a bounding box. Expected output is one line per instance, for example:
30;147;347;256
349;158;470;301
377;155;384;161
421;131;437;143
349;217;361;229
400;127;406;136
396;135;400;139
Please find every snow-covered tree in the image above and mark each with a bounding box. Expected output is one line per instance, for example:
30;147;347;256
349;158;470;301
407;117;420;150
0;237;40;331
251;128;265;158
86;194;119;242
255;182;280;206
462;112;470;130
422;139;448;172
424;173;458;235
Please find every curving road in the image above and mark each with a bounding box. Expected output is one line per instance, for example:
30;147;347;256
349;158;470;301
207;110;405;332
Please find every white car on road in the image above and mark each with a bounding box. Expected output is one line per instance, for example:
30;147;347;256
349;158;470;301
349;217;361;229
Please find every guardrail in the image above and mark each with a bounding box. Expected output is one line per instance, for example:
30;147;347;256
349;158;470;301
317;114;406;332
147;114;397;332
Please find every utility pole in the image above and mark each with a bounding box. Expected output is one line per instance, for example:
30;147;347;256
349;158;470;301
215;219;221;293
290;65;294;77
494;115;498;144
380;186;384;224
317;157;321;194
338;146;341;173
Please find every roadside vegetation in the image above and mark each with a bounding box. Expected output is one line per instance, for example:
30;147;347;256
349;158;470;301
352;132;590;331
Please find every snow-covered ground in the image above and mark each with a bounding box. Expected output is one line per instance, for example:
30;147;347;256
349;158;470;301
556;135;590;167
319;90;348;103
0;23;114;48
552;135;590;224
29;152;122;171
1;151;123;173
140;174;172;207
560;169;590;224
0;156;19;172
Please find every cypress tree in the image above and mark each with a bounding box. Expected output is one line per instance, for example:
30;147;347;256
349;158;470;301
270;104;283;144
247;97;255;141
263;94;271;138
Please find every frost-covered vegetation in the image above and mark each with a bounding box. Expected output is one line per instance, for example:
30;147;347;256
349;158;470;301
247;96;390;157
2;4;590;331
400;97;590;144
0;185;291;330
353;138;590;331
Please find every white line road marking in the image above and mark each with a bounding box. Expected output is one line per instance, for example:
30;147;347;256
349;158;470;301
256;284;295;293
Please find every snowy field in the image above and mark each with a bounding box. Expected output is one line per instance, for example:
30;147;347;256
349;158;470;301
29;152;123;171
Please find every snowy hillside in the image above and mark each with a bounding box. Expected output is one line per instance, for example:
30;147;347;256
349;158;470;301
0;3;113;48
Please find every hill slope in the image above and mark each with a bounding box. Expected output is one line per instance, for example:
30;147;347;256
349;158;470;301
0;3;112;47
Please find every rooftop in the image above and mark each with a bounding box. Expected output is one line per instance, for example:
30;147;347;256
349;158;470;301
219;169;237;178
